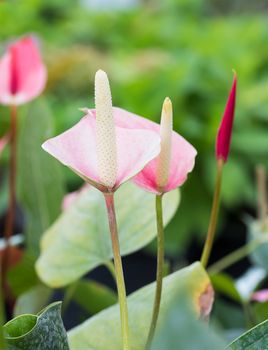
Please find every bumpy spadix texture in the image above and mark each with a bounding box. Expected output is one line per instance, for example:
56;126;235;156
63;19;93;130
156;97;173;189
216;73;237;162
86;107;197;194
0;36;47;105
42;71;161;192
95;70;117;188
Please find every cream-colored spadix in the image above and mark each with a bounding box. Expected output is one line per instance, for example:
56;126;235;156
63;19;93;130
95;70;117;188
156;97;173;189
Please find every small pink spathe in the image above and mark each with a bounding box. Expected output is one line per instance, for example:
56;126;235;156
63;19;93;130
87;108;197;194
0;36;47;105
42;112;161;191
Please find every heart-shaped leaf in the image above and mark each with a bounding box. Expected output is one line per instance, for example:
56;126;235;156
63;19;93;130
226;319;268;349
68;262;213;350
151;294;225;350
36;183;179;287
4;302;69;350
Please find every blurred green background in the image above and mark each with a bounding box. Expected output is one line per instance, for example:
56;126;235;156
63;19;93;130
1;0;268;256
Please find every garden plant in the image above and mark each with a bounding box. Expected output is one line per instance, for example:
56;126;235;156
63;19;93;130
1;1;268;349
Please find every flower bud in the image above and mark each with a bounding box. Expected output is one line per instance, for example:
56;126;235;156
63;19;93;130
216;73;237;163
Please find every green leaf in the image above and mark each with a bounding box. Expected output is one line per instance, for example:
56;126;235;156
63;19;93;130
7;254;39;297
254;302;268;324
211;273;242;303
14;285;52;317
68;262;212;350
4;302;69;350
17;99;65;256
72;280;117;315
36;183;179;287
226;319;268;349
247;219;268;271
151;295;226;350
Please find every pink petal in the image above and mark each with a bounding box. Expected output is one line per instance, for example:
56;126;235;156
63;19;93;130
251;289;268;303
216;73;237;162
0;36;47;105
88;107;196;194
42;114;160;191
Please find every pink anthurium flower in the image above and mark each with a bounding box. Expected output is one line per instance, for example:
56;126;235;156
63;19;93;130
0;36;47;105
84;99;197;194
42;70;161;193
216;72;237;162
86;99;196;195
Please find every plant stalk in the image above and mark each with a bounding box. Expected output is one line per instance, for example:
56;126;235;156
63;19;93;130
201;159;224;267
146;194;164;349
208;238;265;275
2;105;17;286
104;193;130;350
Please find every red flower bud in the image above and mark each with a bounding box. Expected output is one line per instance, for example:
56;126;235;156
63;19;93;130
216;73;237;162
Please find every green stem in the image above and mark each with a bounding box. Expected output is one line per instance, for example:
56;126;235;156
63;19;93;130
146;194;164;349
62;281;79;316
201;159;224;267
208;238;266;275
104;260;117;282
2;105;17;288
104;193;130;350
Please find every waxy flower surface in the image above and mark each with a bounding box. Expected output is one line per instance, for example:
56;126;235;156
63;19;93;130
42;70;161;192
86;99;197;194
0;36;47;105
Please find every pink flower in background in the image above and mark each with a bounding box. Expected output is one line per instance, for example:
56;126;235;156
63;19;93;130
85;99;196;195
216;73;237;162
43;70;161;193
0;36;47;105
251;290;268;303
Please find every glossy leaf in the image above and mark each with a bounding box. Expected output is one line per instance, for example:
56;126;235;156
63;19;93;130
227;319;268;349
4;302;69;350
36;183;179;287
68;262;213;350
17;99;65;255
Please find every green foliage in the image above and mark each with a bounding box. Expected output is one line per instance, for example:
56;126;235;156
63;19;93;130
36;183;179;287
72;280;117;315
14;285;52;317
151;295;226;350
3;302;69;350
68;262;211;350
17;99;65;256
227;319;268;349
7;254;39;297
247;219;268;271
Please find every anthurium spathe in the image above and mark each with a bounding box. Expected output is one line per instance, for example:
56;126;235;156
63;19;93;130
0;36;47;105
42;70;161;193
84;101;197;195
